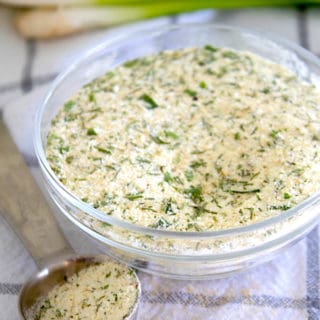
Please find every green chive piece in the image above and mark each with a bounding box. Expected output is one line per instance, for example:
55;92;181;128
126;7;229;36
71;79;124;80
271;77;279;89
268;204;291;211
270;129;280;139
228;189;261;194
101;222;111;227
164;130;179;140
291;168;304;176
136;157;151;164
184;170;194;182
204;45;218;52
124;59;139;68
63;100;75;112
87;128;97;136
184;89;197;98
184;185;204;203
105;71;115;79
88;92;96;103
59;146;69;154
55;309;62;318
284;192;291;199
140;94;158;109
190;159;206;169
96;146;111;154
164;171;173;183
154;217;170;229
125;192;143;201
262;87;271;94
66;156;73;164
150;134;169;144
199;81;207;89
163;199;175;215
222;51;239;59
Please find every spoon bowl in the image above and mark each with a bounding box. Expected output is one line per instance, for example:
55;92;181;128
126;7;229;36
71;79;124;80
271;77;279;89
19;255;141;320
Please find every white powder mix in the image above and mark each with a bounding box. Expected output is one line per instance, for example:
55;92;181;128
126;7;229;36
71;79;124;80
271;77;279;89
46;46;320;232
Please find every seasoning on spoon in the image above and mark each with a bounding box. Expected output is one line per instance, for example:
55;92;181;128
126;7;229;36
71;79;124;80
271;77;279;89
31;260;139;320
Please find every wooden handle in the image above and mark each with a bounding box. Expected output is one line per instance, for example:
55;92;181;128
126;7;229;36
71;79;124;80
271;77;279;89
0;118;73;268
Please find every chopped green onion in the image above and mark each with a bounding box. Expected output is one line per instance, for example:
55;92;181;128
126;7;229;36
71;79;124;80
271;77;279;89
125;192;143;200
184;88;197;98
150;134;169;144
59;145;69;154
64;100;75;112
268;204;291;211
87;128;97;136
227;189;261;194
222;51;239;59
164;130;179;140
184;170;194;182
204;44;218;52
164;171;173;183
284;192;291;199
101;222;111;227
262;87;271;94
139;94;158;109
190;159;206;169
163;199;175;215
199;81;207;89
105;271;111;278
95;146;112;154
270;129;280;139
88;92;96;102
124;58;140;68
154;217;170;229
184;185;204;203
66;156;73;164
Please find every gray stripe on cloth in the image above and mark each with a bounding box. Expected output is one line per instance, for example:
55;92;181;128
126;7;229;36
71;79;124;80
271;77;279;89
296;6;320;320
170;14;179;24
296;5;310;50
0;283;22;295
306;228;320;320
32;73;58;87
0;73;57;94
141;290;309;310
0;82;21;94
1;284;318;312
22;153;39;168
21;40;36;93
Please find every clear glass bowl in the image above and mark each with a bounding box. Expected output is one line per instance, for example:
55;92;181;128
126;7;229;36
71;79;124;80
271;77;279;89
34;24;320;280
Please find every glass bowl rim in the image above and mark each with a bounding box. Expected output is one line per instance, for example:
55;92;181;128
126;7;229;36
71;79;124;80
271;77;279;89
34;23;320;239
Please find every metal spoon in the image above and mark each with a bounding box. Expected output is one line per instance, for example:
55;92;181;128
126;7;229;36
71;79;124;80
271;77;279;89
0;117;140;319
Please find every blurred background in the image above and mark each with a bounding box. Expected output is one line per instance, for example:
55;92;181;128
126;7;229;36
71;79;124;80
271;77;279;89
0;1;319;107
0;1;320;320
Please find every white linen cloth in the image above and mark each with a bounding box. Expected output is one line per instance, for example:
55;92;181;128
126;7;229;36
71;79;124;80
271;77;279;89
0;6;319;320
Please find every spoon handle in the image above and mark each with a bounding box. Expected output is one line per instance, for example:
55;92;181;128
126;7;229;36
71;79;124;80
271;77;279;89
0;118;74;268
